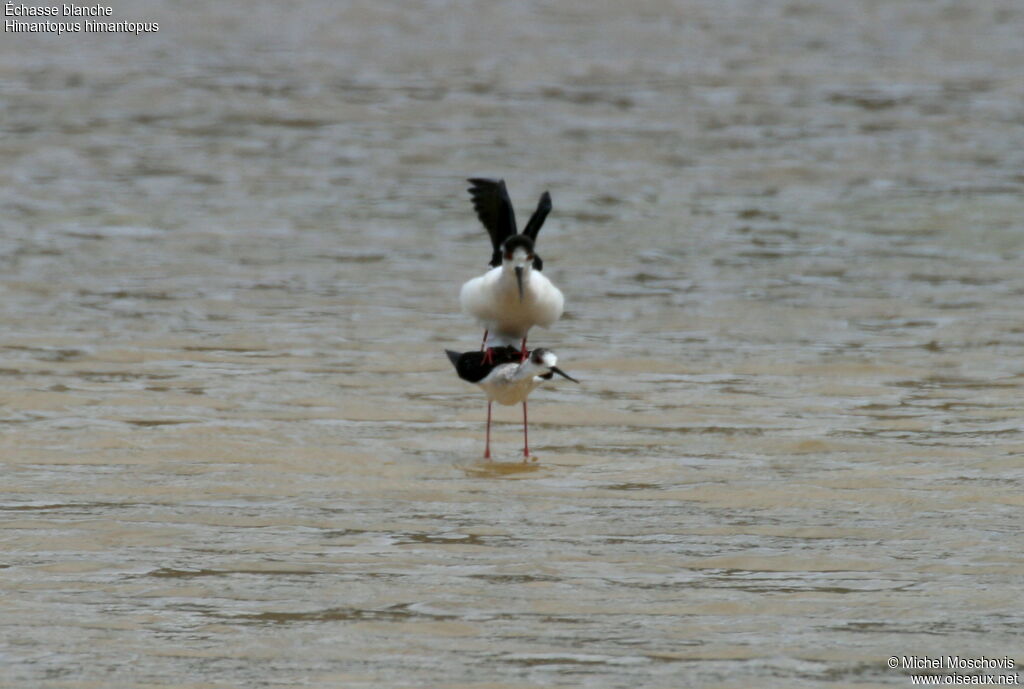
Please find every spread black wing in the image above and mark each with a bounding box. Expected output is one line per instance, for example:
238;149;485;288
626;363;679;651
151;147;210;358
445;347;521;383
523;191;551;270
467;178;517;267
522;191;551;242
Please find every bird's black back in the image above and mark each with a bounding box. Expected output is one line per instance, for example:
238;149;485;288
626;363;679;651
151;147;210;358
445;346;521;383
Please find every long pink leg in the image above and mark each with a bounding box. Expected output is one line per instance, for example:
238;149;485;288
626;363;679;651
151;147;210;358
519;337;528;362
482;330;494;364
484;401;493;460
521;400;530;460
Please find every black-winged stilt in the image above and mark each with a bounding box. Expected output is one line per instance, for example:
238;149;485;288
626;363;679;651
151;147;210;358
446;346;578;460
459;178;564;360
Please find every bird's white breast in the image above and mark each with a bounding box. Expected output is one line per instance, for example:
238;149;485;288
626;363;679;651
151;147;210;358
477;367;547;406
459;268;564;344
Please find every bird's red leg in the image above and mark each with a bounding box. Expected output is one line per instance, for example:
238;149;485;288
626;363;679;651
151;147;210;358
521;400;530;461
484;401;493;460
481;330;493;364
519;337;528;362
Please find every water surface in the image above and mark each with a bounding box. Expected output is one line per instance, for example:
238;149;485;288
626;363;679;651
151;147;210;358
2;1;1023;687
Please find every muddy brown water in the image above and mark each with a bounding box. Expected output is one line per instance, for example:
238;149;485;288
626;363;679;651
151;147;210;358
2;1;1023;687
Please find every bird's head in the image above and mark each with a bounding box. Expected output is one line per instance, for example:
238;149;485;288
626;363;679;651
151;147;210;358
501;235;538;300
528;348;579;383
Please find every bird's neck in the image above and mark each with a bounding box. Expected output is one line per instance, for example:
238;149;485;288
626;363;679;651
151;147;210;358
510;359;547;381
502;263;530;280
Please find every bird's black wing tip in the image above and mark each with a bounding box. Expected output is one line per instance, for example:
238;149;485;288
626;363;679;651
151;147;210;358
522;189;553;242
445;349;463;367
467;177;503;191
466;177;517;252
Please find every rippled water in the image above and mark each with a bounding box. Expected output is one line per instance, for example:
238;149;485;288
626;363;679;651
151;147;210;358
3;1;1024;687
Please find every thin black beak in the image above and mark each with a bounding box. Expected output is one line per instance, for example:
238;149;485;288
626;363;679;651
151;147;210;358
551;366;579;383
514;266;524;300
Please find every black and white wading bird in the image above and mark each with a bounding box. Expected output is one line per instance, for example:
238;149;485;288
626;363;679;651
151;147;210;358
446;346;578;460
459;178;564;361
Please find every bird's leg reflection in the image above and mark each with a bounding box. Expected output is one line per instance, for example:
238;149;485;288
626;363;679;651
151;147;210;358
484;401;493;460
521;400;530;460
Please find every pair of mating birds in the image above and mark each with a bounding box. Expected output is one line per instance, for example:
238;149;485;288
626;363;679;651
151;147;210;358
447;178;578;460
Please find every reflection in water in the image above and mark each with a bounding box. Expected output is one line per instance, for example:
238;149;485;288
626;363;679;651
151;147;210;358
3;0;1024;687
458;459;544;478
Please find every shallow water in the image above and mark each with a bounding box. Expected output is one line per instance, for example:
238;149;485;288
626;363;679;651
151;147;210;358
2;1;1024;687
